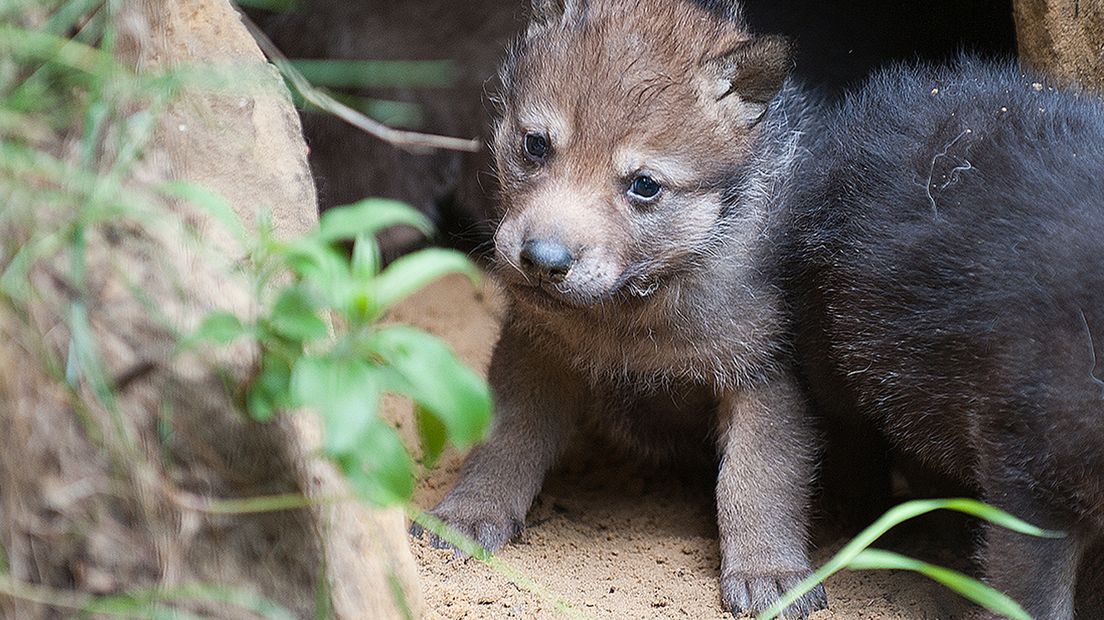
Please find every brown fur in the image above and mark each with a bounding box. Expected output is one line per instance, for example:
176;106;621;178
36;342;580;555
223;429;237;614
420;1;826;617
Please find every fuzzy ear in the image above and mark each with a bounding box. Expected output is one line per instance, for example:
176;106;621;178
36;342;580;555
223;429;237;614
528;0;583;35
706;35;793;126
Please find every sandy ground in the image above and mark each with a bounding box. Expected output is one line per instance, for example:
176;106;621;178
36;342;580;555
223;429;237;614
391;274;978;620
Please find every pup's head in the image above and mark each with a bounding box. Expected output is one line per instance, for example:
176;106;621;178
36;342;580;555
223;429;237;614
491;0;791;308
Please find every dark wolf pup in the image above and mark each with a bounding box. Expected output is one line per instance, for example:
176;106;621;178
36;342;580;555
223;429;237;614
778;59;1104;619
416;0;825;616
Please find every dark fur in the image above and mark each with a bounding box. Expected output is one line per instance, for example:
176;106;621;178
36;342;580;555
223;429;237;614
776;59;1104;618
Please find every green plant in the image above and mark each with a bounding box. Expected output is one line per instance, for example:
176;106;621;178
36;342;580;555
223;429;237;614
188;195;492;505
1;2;495;617
758;498;1064;620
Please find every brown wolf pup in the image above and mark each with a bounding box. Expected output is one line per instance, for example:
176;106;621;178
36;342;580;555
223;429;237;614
416;0;826;616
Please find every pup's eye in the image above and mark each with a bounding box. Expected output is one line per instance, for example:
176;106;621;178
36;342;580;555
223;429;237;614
628;175;662;201
523;132;550;162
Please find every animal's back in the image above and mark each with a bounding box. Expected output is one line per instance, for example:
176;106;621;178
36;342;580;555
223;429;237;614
782;58;1104;521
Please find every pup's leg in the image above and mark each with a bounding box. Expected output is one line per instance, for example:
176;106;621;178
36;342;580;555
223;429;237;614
416;324;585;551
1075;537;1104;618
978;466;1085;620
716;372;826;619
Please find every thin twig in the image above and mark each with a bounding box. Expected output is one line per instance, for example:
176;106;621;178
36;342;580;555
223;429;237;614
242;18;481;154
167;489;352;515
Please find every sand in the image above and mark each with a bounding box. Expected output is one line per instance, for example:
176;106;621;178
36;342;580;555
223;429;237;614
391;274;977;620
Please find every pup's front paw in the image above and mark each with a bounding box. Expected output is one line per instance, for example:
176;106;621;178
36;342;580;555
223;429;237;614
410;499;524;555
721;570;827;619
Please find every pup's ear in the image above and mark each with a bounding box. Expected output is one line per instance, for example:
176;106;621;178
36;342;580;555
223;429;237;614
528;0;583;36
705;35;793;126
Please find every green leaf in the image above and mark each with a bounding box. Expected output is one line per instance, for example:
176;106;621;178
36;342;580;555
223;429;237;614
338;421;415;505
248;354;293;422
346;234;383;322
247;389;275;423
371;248;481;314
193;311;248;345
415;405;447;468
269;287;327;341
290;356;381;456
282;238;349;282
849;549;1033;620
351;233;382;281
279;239;354;310
316;199;432;244
369;326;491;448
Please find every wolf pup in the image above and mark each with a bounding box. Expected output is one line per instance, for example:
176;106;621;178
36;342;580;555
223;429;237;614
779;59;1104;619
417;0;825;617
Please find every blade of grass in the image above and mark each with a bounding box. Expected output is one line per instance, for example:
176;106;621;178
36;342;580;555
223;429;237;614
288;59;455;89
167;489;350;515
43;0;104;36
235;0;299;9
0;25;124;84
140;583;300;620
849;549;1032;620
756;498;1063;619
0;574;298;619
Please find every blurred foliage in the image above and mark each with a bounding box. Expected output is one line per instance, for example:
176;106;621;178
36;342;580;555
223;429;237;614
288;59;455;89
234;0;299;11
2;0;491;509
1;0;493;615
187;195;493;505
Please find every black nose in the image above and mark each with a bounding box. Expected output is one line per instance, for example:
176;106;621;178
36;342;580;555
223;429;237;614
519;239;575;282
